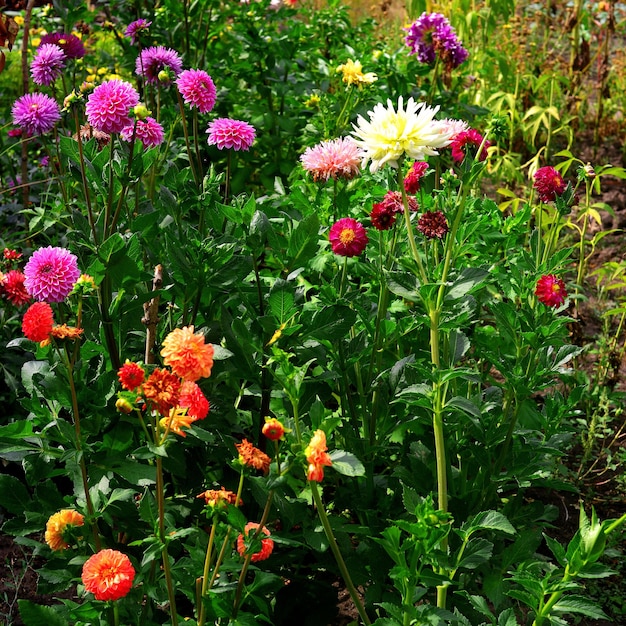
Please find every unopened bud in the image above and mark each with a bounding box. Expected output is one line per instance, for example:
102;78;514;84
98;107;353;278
133;103;151;120
116;398;134;414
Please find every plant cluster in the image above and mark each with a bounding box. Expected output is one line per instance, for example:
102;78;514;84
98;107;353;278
0;1;625;625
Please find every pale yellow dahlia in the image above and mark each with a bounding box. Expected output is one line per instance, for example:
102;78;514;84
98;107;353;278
336;59;377;86
351;97;454;173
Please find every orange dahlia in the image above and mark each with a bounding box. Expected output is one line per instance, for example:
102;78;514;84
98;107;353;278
262;417;285;441
44;509;84;551
143;368;180;415
197;488;240;508
160;407;195;437
160;325;214;382
236;522;274;562
117;360;145;391
305;429;333;482
236;439;271;474
82;548;135;601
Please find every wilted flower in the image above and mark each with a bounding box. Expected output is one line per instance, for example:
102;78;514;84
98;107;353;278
12;93;61;136
124;19;152;44
86;80;139;134
160;407;195;437
143;368;181;415
23;246;80;303
197;488;239;508
120;116;164;148
404;161;429;194
136;46;183;84
176;69;217;114
533;166;566;203
237;522;274;562
329;217;369;257
351;97;454;172
117;361;145;391
207;118;256;151
417;210;449;239
22;302;54;342
535;274;567;307
305;429;332;482
236;439;271;474
82;549;135;601
378;190;419;214
39;32;85;59
44;509;84;551
45;324;84;345
450;128;490;163
31;43;66;86
405;12;468;68
161;325;214;382
336;59;377;86
300;137;362;182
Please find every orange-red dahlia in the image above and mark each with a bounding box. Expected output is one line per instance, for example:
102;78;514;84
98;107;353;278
44;509;84;551
236;522;274;562
197;488;240;508
160;407;195;437
305;429;333;482
117;360;145;391
535;274;567;308
262;417;285;441
143;368;180;415
160;325;214;382
236;439;271;474
22;302;54;342
81;548;135;601
178;380;210;420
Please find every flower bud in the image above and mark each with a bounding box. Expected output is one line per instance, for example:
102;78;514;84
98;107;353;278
133;103;151;120
115;398;134;414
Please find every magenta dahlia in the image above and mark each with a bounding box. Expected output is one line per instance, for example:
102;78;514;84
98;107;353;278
120;117;164;148
85;80;139;134
450;128;490;163
136;46;183;84
404;161;429;194
329;217;368;257
533;166;566;203
39;33;85;59
23;246;81;303
12;93;61;136
207;118;256;151
31;43;67;87
535;274;567;307
176;69;217;114
124;19;152;44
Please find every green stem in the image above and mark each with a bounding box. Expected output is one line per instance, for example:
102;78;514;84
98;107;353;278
197;520;217;626
156;455;179;626
310;481;371;625
399;166;427;284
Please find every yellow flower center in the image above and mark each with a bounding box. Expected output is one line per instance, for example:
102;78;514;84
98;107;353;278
339;228;355;245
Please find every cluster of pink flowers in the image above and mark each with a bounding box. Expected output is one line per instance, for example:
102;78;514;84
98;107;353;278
86;80;140;134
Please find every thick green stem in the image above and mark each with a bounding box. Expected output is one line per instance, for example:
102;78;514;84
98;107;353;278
197;520;217;626
310;481;371;625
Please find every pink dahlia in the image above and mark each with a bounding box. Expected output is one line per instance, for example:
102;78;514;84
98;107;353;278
329;217;368;257
207;118;256;151
1;270;31;306
124;19;152;44
377;190;419;214
120;117;164;148
23;246;81;303
85;80;139;134
176;69;217;114
404;161;429;194
450;128;490;163
12;93;61;136
300;137;362;182
136;46;183;84
31;43;67;87
39;33;85;59
535;274;567;308
533;166;566;203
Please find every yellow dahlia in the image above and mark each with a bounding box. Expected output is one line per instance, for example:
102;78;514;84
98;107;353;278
44;509;84;551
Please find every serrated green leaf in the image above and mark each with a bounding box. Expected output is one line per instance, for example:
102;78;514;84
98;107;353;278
0;475;32;515
552;595;609;619
465;510;516;535
18;600;68;626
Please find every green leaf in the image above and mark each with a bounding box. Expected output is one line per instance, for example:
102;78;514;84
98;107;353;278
446;267;488;300
0;475;32;515
309;305;357;341
18;600;68;626
328;450;365;476
287;213;320;268
464;510;516;535
269;282;296;324
457;538;493;569
552;595;609;619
